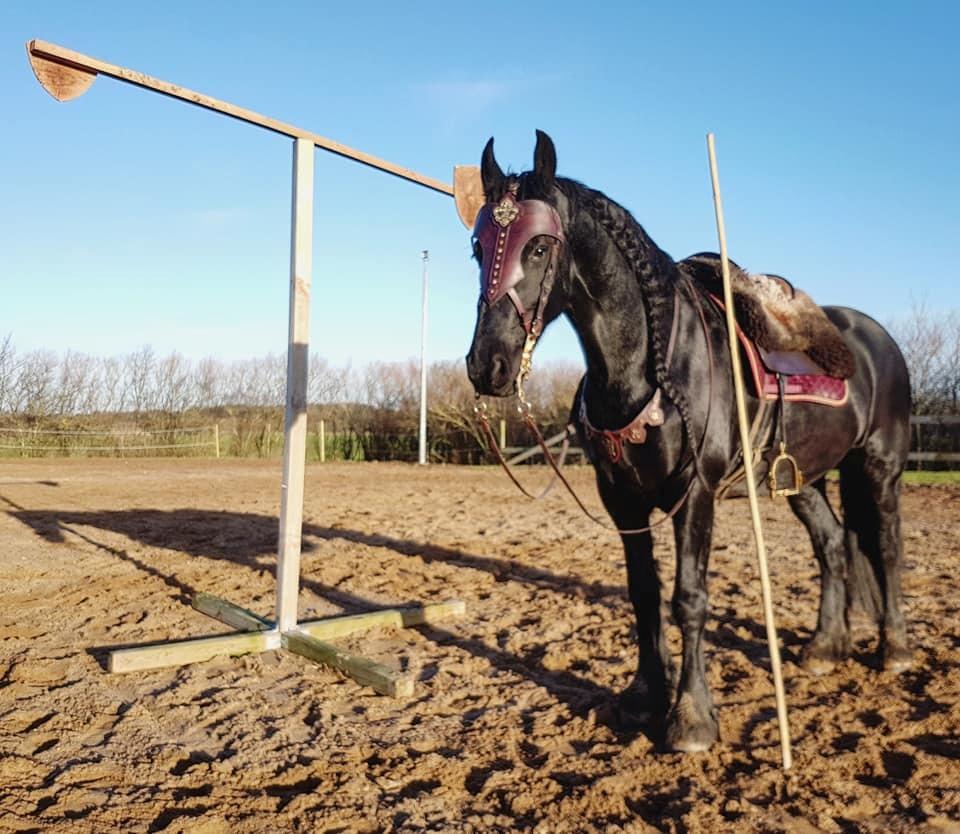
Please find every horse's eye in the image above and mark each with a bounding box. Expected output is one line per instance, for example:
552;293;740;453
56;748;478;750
472;240;482;264
532;244;548;259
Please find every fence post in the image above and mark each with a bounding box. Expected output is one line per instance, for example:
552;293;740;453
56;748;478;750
319;418;326;463
214;423;221;459
499;419;506;450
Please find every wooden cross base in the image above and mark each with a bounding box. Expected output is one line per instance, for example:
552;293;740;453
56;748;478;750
108;595;466;697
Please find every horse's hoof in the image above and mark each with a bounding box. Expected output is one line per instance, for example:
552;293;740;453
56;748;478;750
801;636;850;676
665;694;719;753
883;643;914;674
801;651;840;676
617;688;666;730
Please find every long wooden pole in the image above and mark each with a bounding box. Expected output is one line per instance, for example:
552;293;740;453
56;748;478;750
706;134;793;770
26;39;453;197
276;137;314;633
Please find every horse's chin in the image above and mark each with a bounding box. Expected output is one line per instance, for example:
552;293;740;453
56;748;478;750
471;379;516;399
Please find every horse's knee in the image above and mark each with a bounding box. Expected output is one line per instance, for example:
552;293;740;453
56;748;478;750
672;587;707;629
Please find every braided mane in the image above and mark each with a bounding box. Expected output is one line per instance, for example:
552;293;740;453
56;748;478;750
549;176;700;468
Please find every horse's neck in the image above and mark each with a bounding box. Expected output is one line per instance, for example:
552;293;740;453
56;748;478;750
566;208;668;427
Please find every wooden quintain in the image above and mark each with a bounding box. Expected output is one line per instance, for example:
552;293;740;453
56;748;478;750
27;38;469;696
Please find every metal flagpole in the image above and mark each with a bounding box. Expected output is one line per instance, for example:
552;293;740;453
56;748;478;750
418;250;430;465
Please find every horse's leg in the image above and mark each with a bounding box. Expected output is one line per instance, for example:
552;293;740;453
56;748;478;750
620;528;673;726
787;479;851;674
840;450;913;672
597;481;673;726
665;484;719;752
864;450;913;671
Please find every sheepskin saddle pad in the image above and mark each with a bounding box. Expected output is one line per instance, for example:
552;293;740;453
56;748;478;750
678;252;855;379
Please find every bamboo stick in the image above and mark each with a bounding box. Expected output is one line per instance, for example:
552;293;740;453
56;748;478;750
706;133;793;770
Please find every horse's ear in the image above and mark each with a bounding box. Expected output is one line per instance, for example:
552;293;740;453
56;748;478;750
533;130;557;187
481;137;505;199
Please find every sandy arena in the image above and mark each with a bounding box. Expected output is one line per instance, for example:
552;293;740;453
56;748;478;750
0;459;957;833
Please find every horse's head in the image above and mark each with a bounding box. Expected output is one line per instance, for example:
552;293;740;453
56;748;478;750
465;130;569;397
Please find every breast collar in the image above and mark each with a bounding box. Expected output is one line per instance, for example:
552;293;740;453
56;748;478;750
579;283;682;464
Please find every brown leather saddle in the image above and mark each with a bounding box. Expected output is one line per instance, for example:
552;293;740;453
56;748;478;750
678;253;853;497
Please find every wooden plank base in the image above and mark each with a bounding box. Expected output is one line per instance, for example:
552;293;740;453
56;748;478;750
298;599;466;641
283;630;414;697
107;596;465;697
108;629;281;674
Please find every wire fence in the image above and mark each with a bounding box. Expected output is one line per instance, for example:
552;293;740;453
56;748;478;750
0;415;957;468
0;425;220;458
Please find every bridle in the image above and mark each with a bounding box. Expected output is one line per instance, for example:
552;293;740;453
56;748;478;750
471;183;564;411
470;187;717;533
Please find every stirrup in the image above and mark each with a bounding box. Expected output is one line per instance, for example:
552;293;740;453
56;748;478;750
768;442;803;498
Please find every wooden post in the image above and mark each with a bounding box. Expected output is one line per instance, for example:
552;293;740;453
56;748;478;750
319;418;326;463
707;133;792;770
214;423;221;459
276;137;314;633
499;419;506;450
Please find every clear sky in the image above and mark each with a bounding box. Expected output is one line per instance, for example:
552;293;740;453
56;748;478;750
3;1;958;371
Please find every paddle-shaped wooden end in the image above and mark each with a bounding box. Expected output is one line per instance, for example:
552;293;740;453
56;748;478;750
454;165;483;230
27;40;96;102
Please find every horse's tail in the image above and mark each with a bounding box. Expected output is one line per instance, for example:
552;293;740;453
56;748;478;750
839;464;884;622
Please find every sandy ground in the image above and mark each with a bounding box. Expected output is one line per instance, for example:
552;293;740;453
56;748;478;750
0;459;958;833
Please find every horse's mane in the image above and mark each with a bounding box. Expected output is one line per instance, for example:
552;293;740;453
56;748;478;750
519;172;698;467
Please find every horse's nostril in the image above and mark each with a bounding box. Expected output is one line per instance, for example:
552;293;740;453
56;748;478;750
491;355;509;388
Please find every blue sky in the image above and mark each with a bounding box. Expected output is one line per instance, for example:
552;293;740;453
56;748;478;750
2;2;958;370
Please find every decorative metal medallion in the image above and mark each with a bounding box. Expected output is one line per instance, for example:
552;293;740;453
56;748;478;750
493;196;520;227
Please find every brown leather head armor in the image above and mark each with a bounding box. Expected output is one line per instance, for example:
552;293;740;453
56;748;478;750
473;190;564;326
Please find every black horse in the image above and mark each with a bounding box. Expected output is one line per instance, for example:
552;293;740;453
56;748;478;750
466;131;912;752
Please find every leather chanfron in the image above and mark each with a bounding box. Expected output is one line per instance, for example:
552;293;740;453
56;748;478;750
474;194;564;307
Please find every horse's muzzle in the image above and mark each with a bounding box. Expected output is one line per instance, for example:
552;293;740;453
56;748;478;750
466;350;516;397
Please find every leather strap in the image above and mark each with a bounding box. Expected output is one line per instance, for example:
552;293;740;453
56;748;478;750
476;408;570;500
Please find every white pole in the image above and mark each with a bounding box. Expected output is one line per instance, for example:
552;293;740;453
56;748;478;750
418;250;429;465
276;137;314;633
706;133;792;770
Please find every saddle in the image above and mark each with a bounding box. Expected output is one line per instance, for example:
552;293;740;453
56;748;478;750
678;253;855;380
678;253;853;497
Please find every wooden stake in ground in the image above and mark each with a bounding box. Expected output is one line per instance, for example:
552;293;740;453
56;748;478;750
706;133;793;770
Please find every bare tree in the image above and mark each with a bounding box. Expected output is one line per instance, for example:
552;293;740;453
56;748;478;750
17;350;59;416
155;352;194;417
889;302;959;414
97;356;127;413
124;346;157;414
0;334;19;413
194;357;224;408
